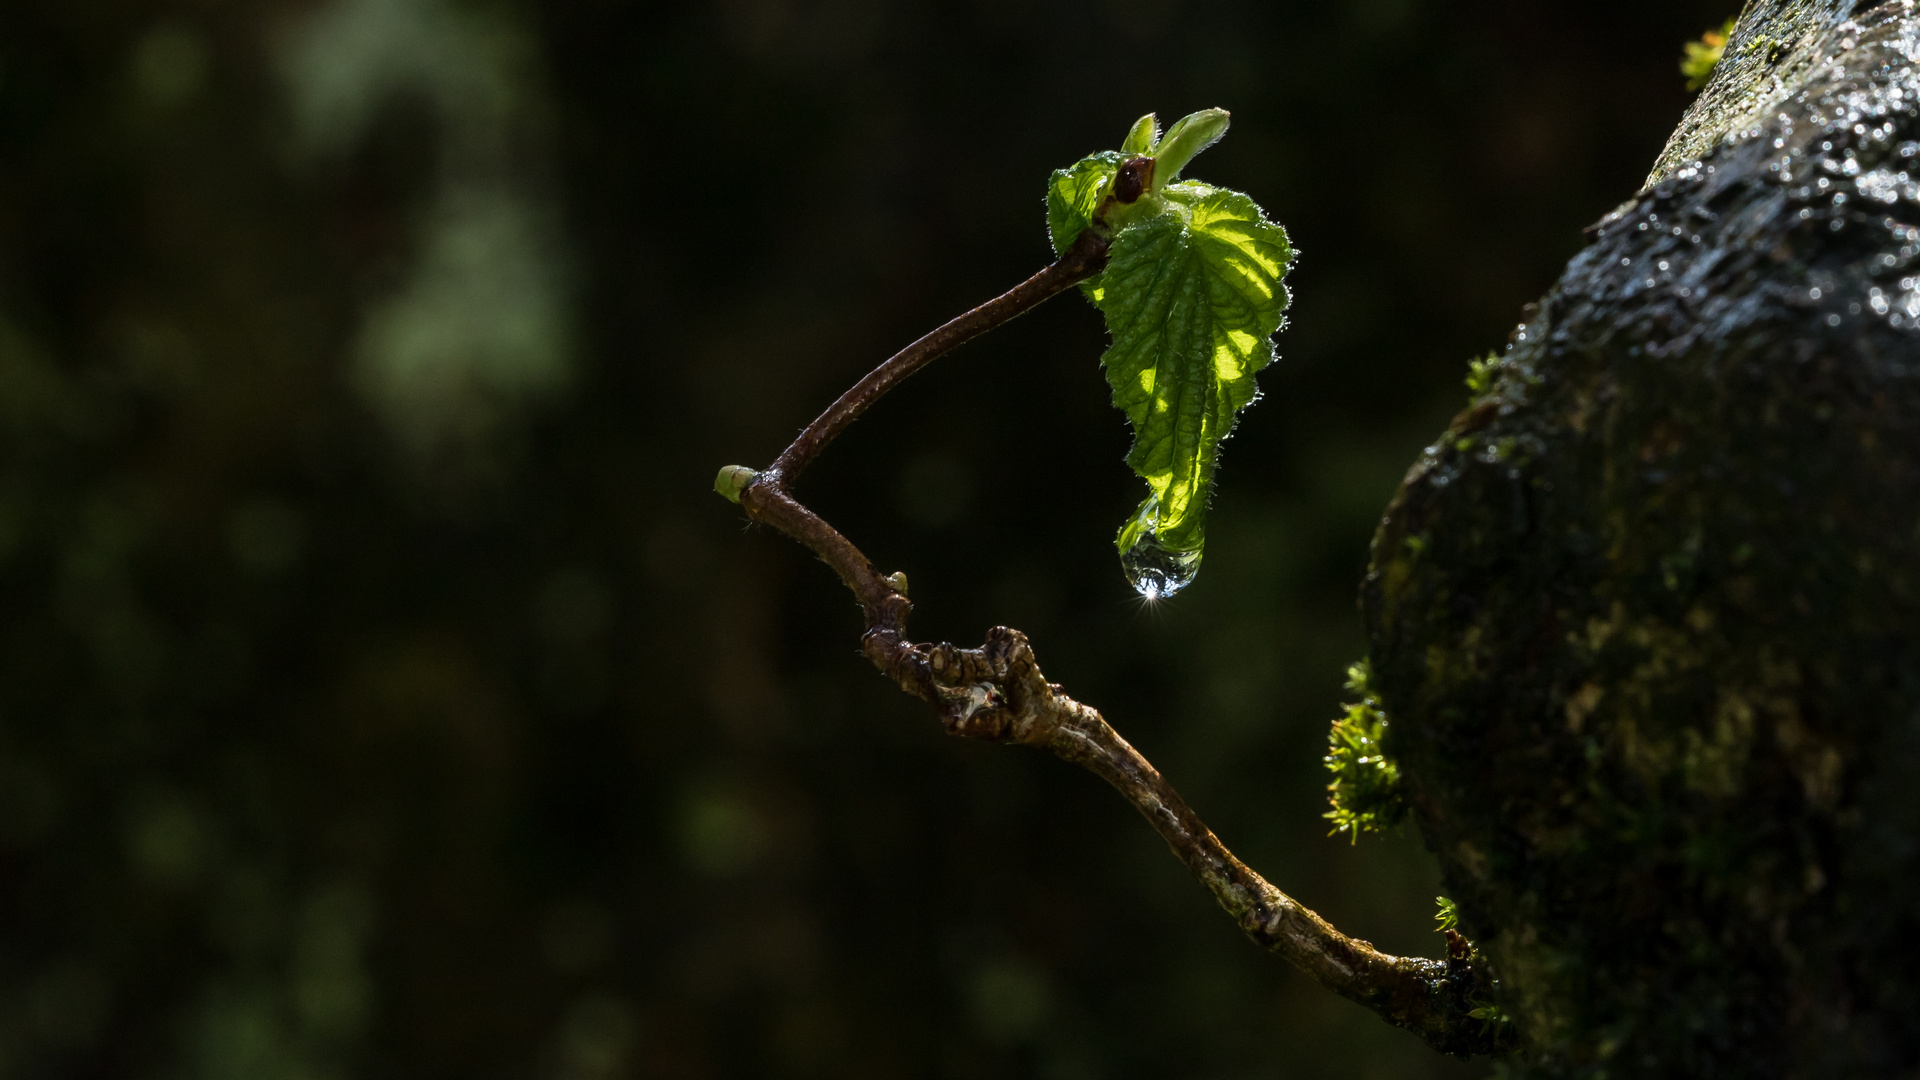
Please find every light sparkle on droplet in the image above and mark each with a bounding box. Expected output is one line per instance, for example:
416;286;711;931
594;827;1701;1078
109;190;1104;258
1120;529;1201;599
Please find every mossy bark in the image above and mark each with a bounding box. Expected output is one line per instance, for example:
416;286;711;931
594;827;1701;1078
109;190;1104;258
1649;0;1857;186
1364;2;1920;1074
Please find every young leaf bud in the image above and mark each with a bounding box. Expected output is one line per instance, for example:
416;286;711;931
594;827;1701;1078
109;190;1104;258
1120;112;1160;155
1113;156;1156;204
1153;107;1230;185
714;465;760;503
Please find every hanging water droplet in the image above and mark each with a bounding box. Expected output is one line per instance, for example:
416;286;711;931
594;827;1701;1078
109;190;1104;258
1116;494;1204;598
1121;533;1200;599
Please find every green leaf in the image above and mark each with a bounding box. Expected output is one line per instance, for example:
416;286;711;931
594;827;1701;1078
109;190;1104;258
1467;1003;1510;1025
1045;110;1292;596
1119;112;1159;156
1046;150;1123;256
1434;896;1460;933
1152;107;1230;184
1097;182;1292;571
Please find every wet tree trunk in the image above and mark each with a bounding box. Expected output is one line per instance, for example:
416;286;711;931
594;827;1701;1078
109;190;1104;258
1364;1;1920;1074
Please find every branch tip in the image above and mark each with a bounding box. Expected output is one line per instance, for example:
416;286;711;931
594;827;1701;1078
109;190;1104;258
714;465;759;504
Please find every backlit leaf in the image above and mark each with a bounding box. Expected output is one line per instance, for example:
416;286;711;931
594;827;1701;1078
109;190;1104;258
1045;110;1293;595
1046;150;1123;256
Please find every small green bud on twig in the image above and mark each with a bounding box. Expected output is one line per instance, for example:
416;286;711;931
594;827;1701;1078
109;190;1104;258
884;571;909;596
714;465;760;503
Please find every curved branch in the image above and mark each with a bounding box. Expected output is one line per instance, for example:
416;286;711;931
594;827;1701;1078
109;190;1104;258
768;228;1116;486
730;232;1512;1057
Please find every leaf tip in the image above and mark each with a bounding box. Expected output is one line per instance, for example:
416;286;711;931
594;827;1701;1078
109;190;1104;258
1120;112;1160;155
1154;107;1231;184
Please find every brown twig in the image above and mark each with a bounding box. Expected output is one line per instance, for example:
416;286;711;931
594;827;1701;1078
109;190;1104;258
767;228;1115;487
729;230;1512;1057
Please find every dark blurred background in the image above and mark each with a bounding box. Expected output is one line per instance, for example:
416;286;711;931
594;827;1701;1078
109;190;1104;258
0;1;1727;1077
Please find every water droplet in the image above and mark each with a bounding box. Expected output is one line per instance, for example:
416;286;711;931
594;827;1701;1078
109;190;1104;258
1121;533;1200;599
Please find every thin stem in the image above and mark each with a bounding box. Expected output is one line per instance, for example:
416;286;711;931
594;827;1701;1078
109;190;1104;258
731;232;1512;1058
768;228;1112;487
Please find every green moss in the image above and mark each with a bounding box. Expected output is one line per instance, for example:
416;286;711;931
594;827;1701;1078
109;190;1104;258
1323;660;1407;842
1680;19;1733;91
1465;352;1502;399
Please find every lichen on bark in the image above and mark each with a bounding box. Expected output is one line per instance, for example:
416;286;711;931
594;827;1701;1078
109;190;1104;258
1365;2;1920;1073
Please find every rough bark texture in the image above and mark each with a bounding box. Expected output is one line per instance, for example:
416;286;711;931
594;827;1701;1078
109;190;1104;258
1365;1;1920;1074
1650;0;1859;187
